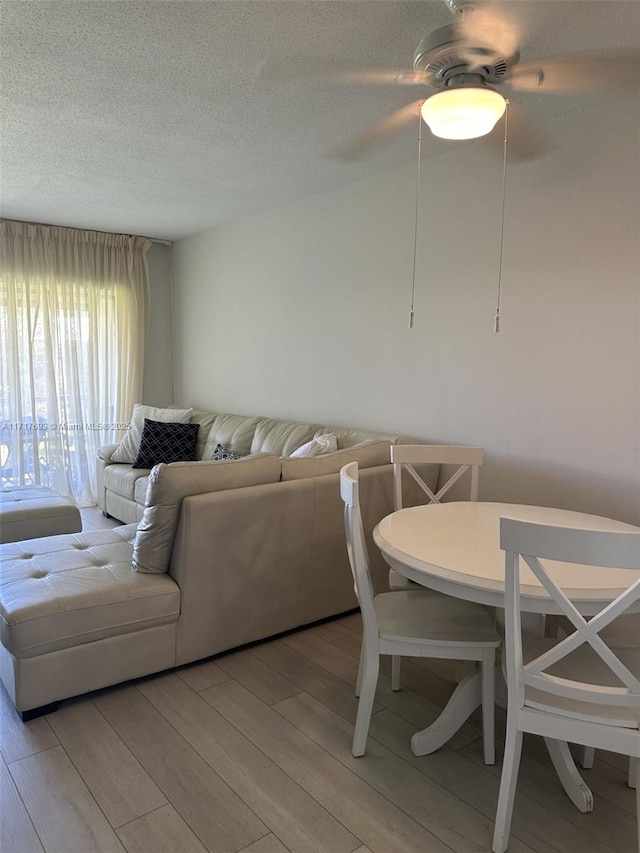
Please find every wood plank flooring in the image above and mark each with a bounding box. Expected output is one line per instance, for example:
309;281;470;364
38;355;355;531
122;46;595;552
0;509;635;853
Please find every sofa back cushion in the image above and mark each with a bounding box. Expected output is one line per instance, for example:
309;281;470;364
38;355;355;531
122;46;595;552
132;453;282;573
250;418;325;457
188;409;218;460
316;426;405;449
281;440;393;481
202;413;262;459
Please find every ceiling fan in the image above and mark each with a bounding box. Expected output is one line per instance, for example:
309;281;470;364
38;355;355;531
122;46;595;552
265;0;640;161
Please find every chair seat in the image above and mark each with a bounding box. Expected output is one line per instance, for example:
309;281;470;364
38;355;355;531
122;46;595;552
521;633;640;729
375;589;500;647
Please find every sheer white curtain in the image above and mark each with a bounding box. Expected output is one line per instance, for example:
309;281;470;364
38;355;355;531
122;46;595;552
0;220;150;505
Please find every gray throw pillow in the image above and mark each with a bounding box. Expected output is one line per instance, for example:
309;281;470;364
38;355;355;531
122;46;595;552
210;443;244;461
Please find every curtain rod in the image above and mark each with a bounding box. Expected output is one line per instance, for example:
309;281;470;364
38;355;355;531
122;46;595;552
2;218;173;246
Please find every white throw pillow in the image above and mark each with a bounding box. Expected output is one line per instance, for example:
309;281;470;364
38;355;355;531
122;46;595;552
111;404;193;464
289;433;338;459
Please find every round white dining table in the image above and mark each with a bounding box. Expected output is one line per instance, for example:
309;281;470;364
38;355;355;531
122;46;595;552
373;500;640;812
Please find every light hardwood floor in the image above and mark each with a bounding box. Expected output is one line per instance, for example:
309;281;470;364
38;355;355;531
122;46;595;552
0;510;635;853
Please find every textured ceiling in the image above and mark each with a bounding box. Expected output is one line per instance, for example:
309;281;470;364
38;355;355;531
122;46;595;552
1;0;639;240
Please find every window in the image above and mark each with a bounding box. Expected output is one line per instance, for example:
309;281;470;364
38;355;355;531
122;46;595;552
1;221;149;504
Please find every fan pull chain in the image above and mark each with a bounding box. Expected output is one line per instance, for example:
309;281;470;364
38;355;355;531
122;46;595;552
494;100;510;333
409;108;423;329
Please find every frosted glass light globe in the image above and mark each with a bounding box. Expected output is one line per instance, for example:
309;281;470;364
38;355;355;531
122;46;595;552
421;87;506;140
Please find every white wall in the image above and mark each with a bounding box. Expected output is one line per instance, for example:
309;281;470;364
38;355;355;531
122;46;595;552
142;242;174;406
172;95;640;524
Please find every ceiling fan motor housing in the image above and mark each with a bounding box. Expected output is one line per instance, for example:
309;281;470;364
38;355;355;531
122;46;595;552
443;0;477;15
413;24;519;89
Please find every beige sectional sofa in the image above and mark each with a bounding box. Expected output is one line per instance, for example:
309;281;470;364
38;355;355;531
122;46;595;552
96;408;411;524
0;409;438;718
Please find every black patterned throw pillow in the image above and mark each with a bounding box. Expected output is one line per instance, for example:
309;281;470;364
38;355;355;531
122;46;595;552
132;419;199;468
210;443;244;461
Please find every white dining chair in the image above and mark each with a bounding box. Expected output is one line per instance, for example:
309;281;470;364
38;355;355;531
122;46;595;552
388;444;484;591
546;612;640;787
600;615;640;789
493;518;640;853
340;462;500;760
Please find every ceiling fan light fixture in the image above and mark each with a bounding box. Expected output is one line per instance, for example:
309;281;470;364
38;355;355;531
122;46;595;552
421;86;506;140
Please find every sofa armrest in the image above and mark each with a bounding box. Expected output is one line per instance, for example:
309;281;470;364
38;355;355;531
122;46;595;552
96;445;120;511
132;454;282;573
98;443;121;463
95;456;109;511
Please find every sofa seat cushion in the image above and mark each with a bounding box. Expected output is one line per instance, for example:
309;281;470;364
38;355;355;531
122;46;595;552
0;525;180;659
104;464;151;500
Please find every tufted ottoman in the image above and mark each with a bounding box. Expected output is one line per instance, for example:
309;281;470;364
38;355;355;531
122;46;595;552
0;485;82;544
0;525;180;719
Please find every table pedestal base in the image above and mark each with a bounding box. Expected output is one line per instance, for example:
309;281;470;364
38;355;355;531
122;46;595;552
545;739;594;812
411;669;481;757
409;671;595;815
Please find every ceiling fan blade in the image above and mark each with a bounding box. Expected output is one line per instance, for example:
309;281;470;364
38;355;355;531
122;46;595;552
331;100;424;161
509;51;640;94
457;3;523;68
260;61;431;87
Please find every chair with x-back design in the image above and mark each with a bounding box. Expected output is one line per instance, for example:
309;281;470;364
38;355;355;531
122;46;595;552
388;444;483;591
493;518;640;853
340;461;500;760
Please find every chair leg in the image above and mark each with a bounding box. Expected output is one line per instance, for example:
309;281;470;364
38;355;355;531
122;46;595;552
544;614;561;638
355;638;365;697
492;719;523;853
352;652;379;757
579;746;595;769
481;648;495;766
391;655;401;691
